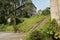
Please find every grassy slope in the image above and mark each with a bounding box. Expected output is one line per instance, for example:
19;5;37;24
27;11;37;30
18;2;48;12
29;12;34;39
37;18;51;31
23;17;51;40
0;14;46;32
18;15;46;32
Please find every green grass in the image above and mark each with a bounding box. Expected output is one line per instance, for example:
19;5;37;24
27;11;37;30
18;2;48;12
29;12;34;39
5;25;14;32
18;15;46;33
0;24;13;32
37;18;51;32
23;18;51;40
0;15;46;32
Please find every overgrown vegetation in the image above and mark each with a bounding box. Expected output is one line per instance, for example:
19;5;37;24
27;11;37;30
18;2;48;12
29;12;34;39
0;14;46;32
25;30;41;40
18;14;46;33
48;19;60;40
41;7;50;15
0;24;13;32
23;17;50;40
24;19;60;40
0;0;36;32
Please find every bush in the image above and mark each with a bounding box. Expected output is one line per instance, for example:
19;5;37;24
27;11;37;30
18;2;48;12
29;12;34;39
15;18;24;25
25;30;41;40
44;19;60;40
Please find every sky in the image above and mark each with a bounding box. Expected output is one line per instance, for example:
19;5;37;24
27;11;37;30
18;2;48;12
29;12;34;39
32;0;50;11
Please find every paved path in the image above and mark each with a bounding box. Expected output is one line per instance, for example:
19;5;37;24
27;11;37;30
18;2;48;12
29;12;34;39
0;32;25;40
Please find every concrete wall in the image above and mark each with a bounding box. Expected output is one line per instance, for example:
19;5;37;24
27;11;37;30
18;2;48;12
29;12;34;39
50;0;60;24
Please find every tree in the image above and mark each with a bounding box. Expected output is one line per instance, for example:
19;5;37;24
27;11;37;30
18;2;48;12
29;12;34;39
0;0;20;24
38;9;42;14
42;7;50;15
0;0;20;32
0;0;36;32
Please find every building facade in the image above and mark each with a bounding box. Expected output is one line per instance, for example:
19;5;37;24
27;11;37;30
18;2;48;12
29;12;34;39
50;0;60;24
20;0;37;17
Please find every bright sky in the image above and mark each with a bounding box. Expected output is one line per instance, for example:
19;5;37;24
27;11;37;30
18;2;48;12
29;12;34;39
32;0;50;11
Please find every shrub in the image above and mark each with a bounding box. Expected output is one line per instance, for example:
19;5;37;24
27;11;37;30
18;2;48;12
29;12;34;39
46;19;60;40
25;30;41;40
15;18;24;25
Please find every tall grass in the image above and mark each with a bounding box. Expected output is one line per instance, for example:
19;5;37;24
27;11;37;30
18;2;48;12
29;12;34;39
18;15;46;33
23;18;51;40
